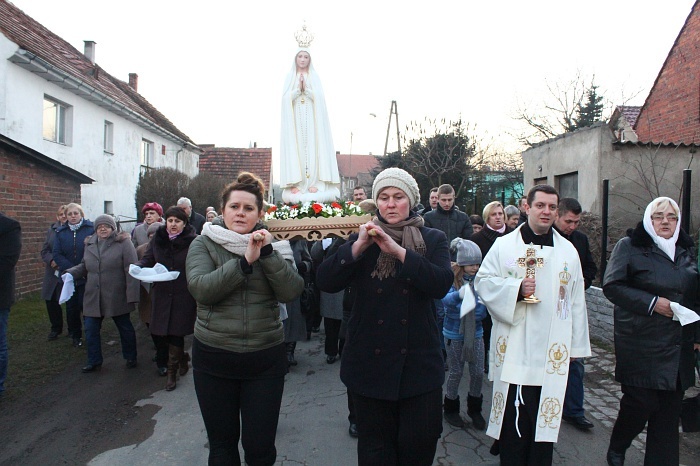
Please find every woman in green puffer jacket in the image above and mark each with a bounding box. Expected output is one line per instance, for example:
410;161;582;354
186;172;303;466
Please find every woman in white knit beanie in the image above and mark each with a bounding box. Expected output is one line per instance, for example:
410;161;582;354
316;167;454;465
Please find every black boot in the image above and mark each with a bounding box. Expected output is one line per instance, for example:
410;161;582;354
467;394;486;430
606;448;625;466
443;396;465;428
286;342;298;366
165;345;182;391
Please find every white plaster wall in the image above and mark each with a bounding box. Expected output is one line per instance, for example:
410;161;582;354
521;124;700;233
522;125;613;213
0;36;199;224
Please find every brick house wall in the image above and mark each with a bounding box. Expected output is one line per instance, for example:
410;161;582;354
635;3;700;144
0;143;85;300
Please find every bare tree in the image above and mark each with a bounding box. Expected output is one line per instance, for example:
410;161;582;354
609;143;694;211
512;71;642;148
400;117;487;199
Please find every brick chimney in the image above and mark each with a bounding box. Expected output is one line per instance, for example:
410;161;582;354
128;73;138;92
84;40;96;64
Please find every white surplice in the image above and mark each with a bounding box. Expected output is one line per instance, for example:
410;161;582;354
475;225;591;442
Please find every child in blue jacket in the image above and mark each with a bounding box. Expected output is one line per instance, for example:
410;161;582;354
442;239;487;430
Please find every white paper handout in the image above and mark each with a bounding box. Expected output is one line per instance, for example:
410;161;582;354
670;301;700;326
129;263;180;283
59;273;75;304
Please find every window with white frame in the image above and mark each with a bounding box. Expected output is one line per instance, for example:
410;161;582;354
104;121;114;153
43;96;71;144
141;139;154;168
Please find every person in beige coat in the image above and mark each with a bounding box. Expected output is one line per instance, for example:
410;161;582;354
66;215;140;373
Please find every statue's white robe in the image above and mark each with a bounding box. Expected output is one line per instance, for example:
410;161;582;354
279;50;340;203
475;225;591;442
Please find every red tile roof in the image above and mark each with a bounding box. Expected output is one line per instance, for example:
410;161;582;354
199;147;273;190
0;0;195;145
336;153;380;178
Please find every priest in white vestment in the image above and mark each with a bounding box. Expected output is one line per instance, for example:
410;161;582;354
279;26;340;204
475;185;591;465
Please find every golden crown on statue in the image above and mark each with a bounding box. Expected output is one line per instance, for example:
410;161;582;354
559;262;571;285
295;23;314;48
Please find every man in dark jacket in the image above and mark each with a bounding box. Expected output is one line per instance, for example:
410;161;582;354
177;197;206;234
554;197;596;431
423;184;473;244
419;187;439;216
0;212;21;398
517;196;528;225
423;184;473;365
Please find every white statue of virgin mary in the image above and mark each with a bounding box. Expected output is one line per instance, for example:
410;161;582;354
279;26;341;204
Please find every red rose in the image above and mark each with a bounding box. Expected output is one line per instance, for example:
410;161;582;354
331;202;342;209
312;203;323;214
267;205;277;213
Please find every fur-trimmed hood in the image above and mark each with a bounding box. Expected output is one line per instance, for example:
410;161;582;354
628;222;694;250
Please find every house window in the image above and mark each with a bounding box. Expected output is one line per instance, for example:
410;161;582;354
347;179;356;189
556;172;578;199
141;139;154;169
43;97;71;144
104;121;114;153
534;177;547;186
104;201;113;215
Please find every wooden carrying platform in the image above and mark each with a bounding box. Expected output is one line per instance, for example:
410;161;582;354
265;215;371;241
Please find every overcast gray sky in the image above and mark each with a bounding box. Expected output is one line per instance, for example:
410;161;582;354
9;0;696;169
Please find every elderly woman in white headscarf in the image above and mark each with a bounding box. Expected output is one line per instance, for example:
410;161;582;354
279;45;340;204
603;197;700;466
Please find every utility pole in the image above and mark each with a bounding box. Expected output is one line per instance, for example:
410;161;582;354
383;100;401;156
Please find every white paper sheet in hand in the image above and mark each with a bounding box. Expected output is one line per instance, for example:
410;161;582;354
670;302;700;326
59;273;75;304
129;263;180;283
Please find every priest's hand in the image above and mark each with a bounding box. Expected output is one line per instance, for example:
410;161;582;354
520;277;536;298
653;297;673;318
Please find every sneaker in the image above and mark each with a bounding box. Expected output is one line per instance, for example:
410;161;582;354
47;331;60;341
72;338;83;348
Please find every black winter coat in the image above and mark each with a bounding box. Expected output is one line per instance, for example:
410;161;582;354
470;225;513;260
423;205;473;245
40;222;62;300
137;224;197;336
603;223;700;391
554;227;596;289
0;214;21;309
316;227;453;400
